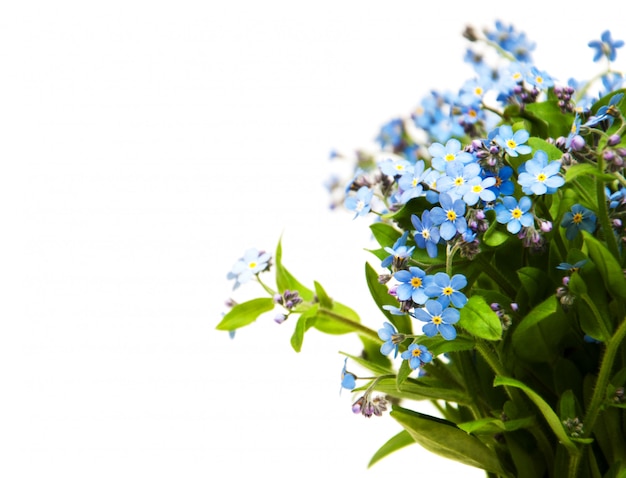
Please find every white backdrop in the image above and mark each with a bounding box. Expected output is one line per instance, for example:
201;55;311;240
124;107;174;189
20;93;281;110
1;1;625;476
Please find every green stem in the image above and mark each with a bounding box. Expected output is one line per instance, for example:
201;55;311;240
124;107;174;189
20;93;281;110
317;308;382;343
596;175;621;260
582;316;626;438
580;293;612;341
474;253;518;299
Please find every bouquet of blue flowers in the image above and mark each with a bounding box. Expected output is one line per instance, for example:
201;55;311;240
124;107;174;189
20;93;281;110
218;22;626;477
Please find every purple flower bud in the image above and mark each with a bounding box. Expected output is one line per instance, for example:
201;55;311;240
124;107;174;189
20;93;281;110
539;219;552;232
570;135;586;151
562;276;570;287
510;303;519;312
490;302;501;312
608;134;621;146
604;150;616;162
274;313;287;324
273;294;283;304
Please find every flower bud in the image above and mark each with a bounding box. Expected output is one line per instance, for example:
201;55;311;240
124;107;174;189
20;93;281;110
608;134;621;146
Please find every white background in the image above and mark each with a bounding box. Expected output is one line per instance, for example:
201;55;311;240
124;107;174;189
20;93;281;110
1;1;625;477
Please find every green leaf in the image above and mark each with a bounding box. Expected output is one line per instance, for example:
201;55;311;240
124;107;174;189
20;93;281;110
482;217;511;247
511;294;562;362
517;266;551;308
494;376;577;454
216;297;275;330
290;304;319;352
275;238;314;301
340;351;393;376
313;300;362;335
524;103;574;139
565;163;615;183
396;359;412;388
375;377;471;404
459;295;502;341
583;231;626;302
368;430;415;468
370;222;402;249
391;406;512;476
365;262;412;334
313;281;332;309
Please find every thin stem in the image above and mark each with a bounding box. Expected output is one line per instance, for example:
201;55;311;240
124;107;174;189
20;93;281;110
317;308;382;343
596;175;621;260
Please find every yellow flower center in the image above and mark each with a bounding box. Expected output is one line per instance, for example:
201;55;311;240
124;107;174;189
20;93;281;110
248;261;257;269
535;76;544;84
573;212;584;224
442;286;454;296
537;173;547;182
472;184;483;193
410;277;422;288
446;210;457;221
454;177;465;186
474;87;483;96
511;207;523;219
421;230;430;239
395;164;405;171
432;315;443;325
412;178;418;187
445;153;456;162
506;139;518;150
411;348;422;358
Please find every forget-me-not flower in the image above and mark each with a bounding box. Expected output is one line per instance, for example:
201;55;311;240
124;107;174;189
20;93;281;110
495;196;534;234
413;300;460;340
394;266;431;305
400;343;433;370
428;138;475;172
429;193;468;241
494;125;532;157
411;210;441;258
517;150;564;195
227;248;272;290
588;30;624;62
344;186;374;219
561;204;597;240
381;231;415;269
424;272;468;308
378;322;400;358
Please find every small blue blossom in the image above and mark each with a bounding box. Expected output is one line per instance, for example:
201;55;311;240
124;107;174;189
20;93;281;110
588;30;624;62
227;248;272;290
400;343;433;370
458;77;492;106
340;357;356;392
483;166;515;197
525;66;554;90
376;118;405;148
517;150;564;195
379;156;413;177
429;193;468;241
428;138;475;172
378;322;400;358
397;160;427;203
344;186;374;219
463;175;497;206
585;93;624;127
382;304;406;315
424;272;468;308
438;161;481;200
411;210;441;258
485;21;535;62
494;125;532;157
413;300;460;340
565;115;583;150
608;187;626;209
561;204;597;240
423;169;446;204
556;260;587;273
394;267;431;305
495;196;534;234
381;231;415;269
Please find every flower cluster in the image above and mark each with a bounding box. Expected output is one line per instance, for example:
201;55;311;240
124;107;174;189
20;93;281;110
219;22;626;477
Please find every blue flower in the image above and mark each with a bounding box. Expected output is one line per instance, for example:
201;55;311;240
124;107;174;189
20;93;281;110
556;260;587;273
588;30;624;62
483;166;515;197
413;300;460;340
400;343;433;370
394;267;431;305
379;156;413;177
397;160;427;203
378;322;400;358
429;193;468;241
517;150;564;195
525;66;554;90
494;125;532;157
340;357;356;392
344;186;374;219
495;196;534;234
424;272;468;308
585;93;624;127
227;248;272;290
437;161;481;201
463;175;497;206
411;210;441;258
428;138;475;171
561;204;597;240
381;231;415;269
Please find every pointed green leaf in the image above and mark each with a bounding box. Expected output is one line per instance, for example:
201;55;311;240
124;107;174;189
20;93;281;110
368;430;415;468
494;376;577;453
365;262;412;334
370;222;402;249
216;297;275;330
459;295;502;341
565;163;615;183
313;281;332;309
290;304;320;352
275;238;314;301
391;406;511;476
583;231;626;301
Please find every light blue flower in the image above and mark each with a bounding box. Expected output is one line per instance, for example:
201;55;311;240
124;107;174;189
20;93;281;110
428;138;475;172
463;175;497;206
429;193;468;241
494;125;532;157
556;260;587;273
340;357;356;392
413;300;460;340
588;30;624;62
517;150;564;195
394;267;431;305
379;157;413;177
561;204;597;240
483;166;515;197
437;161;481;201
397;160;427;203
344;186;374;219
495;196;534;234
381;231;415;269
227;248;272;290
378;322;400;358
411;210;441;258
400;343;433;370
424;272;468;308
